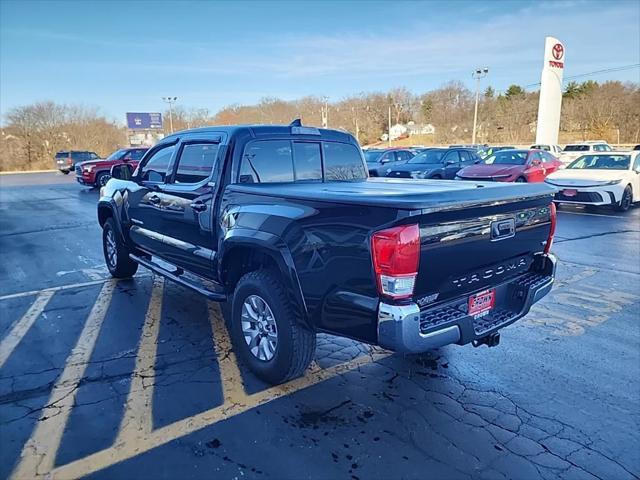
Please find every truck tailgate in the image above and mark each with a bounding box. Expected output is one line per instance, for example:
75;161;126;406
413;197;553;307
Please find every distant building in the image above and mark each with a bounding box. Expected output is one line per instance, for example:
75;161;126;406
389;123;408;140
406;122;436;136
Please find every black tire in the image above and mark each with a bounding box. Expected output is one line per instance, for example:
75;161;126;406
102;217;138;278
515;177;527;183
230;270;315;384
95;171;110;188
61;170;70;175
431;174;442;179
616;185;633;212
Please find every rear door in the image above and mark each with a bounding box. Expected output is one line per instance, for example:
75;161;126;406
157;140;221;277
128;142;177;255
443;150;461;178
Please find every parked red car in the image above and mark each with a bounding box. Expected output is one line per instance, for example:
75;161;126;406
75;147;148;187
456;149;562;183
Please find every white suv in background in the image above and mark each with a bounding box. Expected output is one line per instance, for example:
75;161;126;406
531;144;562;155
558;141;612;165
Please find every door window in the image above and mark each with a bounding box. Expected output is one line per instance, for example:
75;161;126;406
444;151;460;165
633;154;640;171
396;151;412;161
323;142;367;181
125;149;147;161
293;142;322;181
139;144;175;183
239;140;294;183
174;143;219;184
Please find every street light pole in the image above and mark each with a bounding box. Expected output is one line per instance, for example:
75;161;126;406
471;68;488;145
162;96;178;133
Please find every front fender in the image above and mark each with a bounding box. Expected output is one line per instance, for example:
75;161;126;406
218;228;310;327
97;195;127;243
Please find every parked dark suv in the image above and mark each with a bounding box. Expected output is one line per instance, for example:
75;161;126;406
364;148;415;176
55;151;100;174
386;147;481;179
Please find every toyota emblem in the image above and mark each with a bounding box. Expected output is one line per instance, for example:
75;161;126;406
552;43;564;60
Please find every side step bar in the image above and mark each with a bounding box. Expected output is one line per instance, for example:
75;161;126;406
130;253;227;302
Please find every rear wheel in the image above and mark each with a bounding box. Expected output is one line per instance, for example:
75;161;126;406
431;174;442;179
616;186;633;212
515;177;527;183
231;270;315;384
60;170;70;175
102;218;138;278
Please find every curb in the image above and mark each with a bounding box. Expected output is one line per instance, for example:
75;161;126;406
0;170;58;175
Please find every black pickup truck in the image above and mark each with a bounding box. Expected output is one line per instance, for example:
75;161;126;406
98;122;557;384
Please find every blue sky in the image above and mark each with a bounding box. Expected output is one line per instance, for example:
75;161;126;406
1;0;639;124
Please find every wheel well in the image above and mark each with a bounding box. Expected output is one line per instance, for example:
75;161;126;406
98;205;113;227
221;246;280;291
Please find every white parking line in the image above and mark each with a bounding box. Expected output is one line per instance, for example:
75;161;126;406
0;291;54;368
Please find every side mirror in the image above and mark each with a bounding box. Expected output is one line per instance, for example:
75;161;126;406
531;159;542;166
110;163;133;181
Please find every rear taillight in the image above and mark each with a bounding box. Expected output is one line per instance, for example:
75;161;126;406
544;202;557;254
371;224;420;299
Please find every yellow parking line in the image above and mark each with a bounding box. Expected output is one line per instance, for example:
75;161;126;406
0;291;54;368
207;302;249;406
116;277;164;443
11;280;117;480
52;343;389;479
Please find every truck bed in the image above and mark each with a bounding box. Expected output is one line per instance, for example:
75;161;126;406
228;178;556;212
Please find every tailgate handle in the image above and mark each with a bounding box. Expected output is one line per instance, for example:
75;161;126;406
491;219;516;241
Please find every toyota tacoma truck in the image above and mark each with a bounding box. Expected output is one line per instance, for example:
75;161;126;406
98;122;557;384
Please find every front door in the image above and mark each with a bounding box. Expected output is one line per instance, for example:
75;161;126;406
158;141;220;278
526;151;546;182
443;150;461;178
127;143;177;256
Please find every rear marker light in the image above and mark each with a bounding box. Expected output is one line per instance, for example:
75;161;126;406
371;224;420;299
544;202;557;254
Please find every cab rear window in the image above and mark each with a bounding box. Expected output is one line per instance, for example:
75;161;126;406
239;140;365;183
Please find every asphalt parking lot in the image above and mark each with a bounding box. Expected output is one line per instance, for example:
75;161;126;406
1;172;639;480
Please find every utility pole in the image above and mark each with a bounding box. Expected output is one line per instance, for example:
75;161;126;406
352;106;359;143
471;68;488;144
162;96;178;133
388;105;392;147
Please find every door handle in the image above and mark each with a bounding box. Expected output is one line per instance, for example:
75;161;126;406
190;201;207;212
148;195;161;205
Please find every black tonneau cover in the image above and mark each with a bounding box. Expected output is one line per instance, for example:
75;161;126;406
227;178;556;212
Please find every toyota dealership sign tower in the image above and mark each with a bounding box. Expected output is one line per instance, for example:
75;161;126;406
535;37;565;145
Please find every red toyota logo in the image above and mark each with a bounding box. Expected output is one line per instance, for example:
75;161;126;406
552;43;564;60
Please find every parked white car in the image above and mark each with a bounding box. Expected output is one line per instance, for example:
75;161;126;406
545;151;640;211
531;144;562;155
558;141;612;165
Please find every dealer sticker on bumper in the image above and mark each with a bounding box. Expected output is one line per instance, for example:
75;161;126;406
468;289;495;318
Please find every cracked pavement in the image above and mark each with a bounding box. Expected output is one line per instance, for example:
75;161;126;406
0;172;639;479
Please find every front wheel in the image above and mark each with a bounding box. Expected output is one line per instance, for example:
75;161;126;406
96;172;110;188
515;177;527;183
102;218;138;278
231;270;315;384
616;186;633;212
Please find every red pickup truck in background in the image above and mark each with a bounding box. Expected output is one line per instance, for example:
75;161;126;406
75;147;148;187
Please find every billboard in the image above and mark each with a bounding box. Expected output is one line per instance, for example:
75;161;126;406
535;37;565;145
126;112;163;130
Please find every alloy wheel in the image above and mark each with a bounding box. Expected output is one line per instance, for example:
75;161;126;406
105;229;117;268
241;295;278;361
